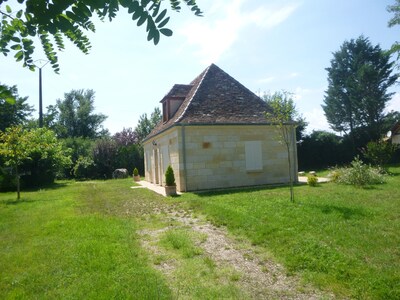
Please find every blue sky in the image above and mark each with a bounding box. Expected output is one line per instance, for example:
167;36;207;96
2;0;400;134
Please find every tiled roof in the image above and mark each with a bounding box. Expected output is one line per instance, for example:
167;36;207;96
145;64;271;140
160;84;193;102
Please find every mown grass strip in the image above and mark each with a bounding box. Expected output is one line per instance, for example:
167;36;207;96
177;165;400;299
0;180;171;299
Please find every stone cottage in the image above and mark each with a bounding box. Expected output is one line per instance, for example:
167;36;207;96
390;121;400;144
142;64;298;192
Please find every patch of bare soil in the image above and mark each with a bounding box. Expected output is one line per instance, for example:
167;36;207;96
139;208;334;299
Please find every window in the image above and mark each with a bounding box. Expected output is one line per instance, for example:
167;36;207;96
245;141;263;172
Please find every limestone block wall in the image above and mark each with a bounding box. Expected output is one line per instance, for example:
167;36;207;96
393;133;400;144
182;125;298;191
143;128;182;189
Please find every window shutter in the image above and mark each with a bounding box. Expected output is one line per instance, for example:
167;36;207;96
245;141;263;171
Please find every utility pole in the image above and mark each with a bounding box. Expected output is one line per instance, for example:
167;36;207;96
34;60;49;128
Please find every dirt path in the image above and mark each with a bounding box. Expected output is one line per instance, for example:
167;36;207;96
139;206;334;299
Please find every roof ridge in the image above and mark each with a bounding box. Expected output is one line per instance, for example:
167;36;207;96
175;64;212;123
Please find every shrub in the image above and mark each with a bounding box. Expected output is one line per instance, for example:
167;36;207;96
327;169;340;182
362;140;398;170
331;156;385;187
307;175;318;187
165;165;176;186
73;156;96;180
0;166;15;191
133;167;139;176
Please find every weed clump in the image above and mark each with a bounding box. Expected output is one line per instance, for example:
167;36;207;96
307;175;318;187
329;156;385;187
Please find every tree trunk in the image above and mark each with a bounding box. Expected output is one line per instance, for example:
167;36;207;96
16;164;20;200
286;141;294;203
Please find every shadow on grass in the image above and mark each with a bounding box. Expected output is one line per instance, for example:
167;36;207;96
191;183;291;197
1;182;70;205
310;203;367;220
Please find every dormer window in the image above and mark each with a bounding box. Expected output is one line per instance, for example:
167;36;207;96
160;84;193;123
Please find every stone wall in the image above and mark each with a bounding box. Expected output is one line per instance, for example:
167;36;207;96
182;125;298;191
144;124;298;192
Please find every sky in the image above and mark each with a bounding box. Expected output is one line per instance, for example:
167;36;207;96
1;0;400;135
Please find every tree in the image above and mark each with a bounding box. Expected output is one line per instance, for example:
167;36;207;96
0;126;28;199
46;89;108;139
134;106;162;143
0;126;70;199
322;36;397;148
0;84;34;131
382;110;400;133
113;127;138;146
0;0;202;72
388;0;400;59
362;140;398;170
264;91;298;203
92;138;118;179
297;130;351;169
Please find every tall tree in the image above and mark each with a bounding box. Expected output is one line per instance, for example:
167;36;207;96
113;127;137;146
0;84;34;131
322;36;397;146
388;0;400;58
46;89;107;139
134;107;162;143
264;91;298;203
0;1;202;72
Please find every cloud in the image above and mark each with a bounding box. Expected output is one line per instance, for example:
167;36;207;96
178;0;301;64
257;76;275;84
288;72;299;78
303;108;331;133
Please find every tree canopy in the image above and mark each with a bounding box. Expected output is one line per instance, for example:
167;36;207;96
0;83;33;131
0;126;71;198
45;89;108;139
388;0;400;57
322;36;397;143
134;106;161;143
0;0;202;73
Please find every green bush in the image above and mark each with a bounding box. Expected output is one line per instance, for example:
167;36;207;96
307;175;318;187
0;166;15;191
133;167;139;176
331;156;385;187
165;165;176;186
362;140;398;170
73;156;96;180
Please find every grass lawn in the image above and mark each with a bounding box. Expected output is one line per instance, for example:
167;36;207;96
177;165;400;299
0;180;172;299
1;165;399;299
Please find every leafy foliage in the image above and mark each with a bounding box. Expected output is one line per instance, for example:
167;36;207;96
113;127;137;146
73;155;96;180
0;126;71;197
0;83;33;131
165;165;175;186
133;167;139;176
134;106;162;143
45;89;108;139
0;0;202;72
91;138;118;179
330;156;385;187
297;130;353;169
0;83;16;104
362;140;398;169
307;174;318;187
264;90;298;202
387;0;400;59
322;36;397;142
